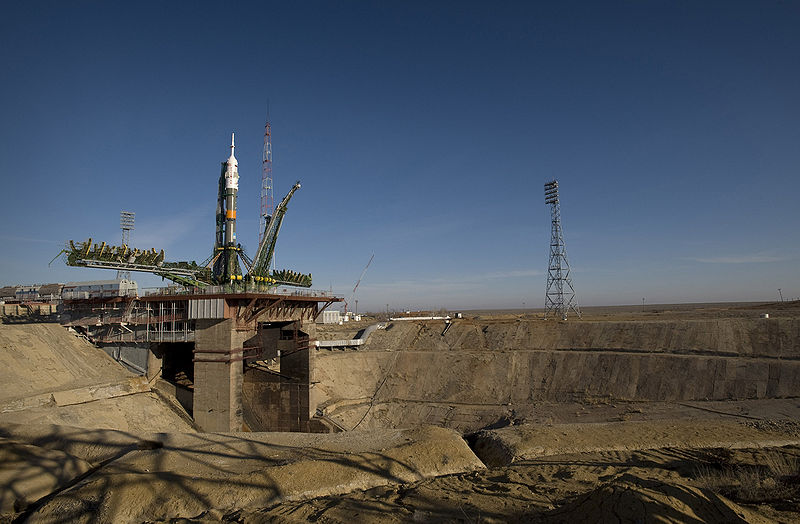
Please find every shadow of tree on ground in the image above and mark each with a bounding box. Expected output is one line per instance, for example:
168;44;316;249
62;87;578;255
1;423;473;523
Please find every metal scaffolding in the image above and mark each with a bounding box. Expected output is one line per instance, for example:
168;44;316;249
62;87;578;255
544;180;581;320
63;298;195;344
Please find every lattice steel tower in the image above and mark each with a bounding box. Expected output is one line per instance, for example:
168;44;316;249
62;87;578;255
544;180;580;320
117;211;134;280
260;118;274;246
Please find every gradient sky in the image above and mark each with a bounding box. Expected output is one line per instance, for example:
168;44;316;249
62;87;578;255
1;1;798;311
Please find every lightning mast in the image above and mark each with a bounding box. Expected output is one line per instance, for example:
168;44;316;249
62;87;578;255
260;117;274;247
544;180;581;320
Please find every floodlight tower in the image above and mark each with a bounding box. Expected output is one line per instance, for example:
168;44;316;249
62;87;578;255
544;180;581;320
260;118;274;246
117;211;134;280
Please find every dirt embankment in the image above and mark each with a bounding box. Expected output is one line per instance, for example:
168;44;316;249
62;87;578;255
365;317;800;357
3;316;799;522
0;323;132;404
5;418;799;523
0;423;483;522
314;318;800;431
256;445;800;523
0;323;194;433
471;419;800;467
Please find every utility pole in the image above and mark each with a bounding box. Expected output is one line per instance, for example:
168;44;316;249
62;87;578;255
779;288;784;302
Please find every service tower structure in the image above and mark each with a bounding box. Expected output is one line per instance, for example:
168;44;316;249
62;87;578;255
213;133;244;283
260;118;274;246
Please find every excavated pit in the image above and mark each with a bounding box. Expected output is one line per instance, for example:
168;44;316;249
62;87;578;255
3;305;800;522
313;314;800;433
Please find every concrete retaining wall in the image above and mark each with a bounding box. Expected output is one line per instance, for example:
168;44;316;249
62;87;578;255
100;343;150;374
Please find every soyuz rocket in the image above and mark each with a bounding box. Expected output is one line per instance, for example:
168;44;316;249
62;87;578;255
213;133;242;281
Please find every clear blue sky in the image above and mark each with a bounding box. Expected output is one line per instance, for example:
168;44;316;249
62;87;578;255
1;1;798;311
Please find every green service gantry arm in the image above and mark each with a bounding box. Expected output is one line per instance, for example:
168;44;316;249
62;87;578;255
249;181;301;279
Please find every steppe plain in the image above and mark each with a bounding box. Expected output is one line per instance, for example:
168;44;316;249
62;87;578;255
1;301;799;522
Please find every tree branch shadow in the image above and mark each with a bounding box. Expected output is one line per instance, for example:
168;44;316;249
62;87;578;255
1;423;431;523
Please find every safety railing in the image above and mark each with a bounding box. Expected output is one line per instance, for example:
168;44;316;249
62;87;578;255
142;285;337;298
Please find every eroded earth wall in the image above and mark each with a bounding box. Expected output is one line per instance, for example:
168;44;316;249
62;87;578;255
0;323;194;432
314;319;800;428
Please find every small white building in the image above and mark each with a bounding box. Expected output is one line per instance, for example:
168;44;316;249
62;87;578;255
62;279;138;300
318;310;341;324
15;285;41;302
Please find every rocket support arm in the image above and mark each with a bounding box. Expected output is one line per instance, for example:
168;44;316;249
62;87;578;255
250;181;301;277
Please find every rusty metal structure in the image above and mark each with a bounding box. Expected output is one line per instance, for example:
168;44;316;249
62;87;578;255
61;286;340;345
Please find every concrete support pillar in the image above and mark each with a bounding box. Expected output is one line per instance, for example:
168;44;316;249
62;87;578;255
276;320;317;430
147;344;163;382
193;319;245;432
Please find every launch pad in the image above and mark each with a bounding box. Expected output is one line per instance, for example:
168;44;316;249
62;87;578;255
62;286;340;432
54;128;343;432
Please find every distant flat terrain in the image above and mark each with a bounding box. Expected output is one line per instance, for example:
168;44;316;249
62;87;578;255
463;300;796;321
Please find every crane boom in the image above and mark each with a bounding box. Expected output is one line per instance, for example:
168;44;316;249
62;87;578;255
344;253;374;313
352;253;374;295
249;181;301;277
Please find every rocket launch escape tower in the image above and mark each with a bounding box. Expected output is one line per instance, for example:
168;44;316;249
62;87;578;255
55;132;312;289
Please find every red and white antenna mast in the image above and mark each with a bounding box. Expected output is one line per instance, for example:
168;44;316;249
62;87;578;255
259;114;274;245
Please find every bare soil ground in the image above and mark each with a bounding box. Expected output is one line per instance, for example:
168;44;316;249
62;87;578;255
4;419;798;523
283;302;800;523
0;323;193;432
463;300;800;322
0;323;131;404
2;304;799;522
0;424;483;522
248;444;800;523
